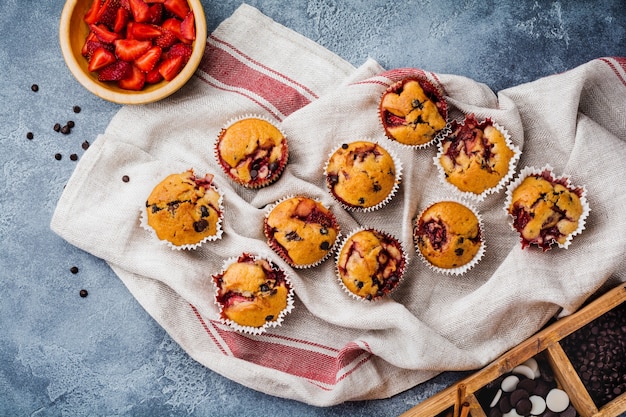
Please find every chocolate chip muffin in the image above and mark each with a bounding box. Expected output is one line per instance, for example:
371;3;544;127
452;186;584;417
325;141;400;211
264;196;340;268
144;170;223;248
215;117;288;188
379;77;448;147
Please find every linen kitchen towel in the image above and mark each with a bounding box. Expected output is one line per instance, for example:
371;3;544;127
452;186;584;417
51;3;626;406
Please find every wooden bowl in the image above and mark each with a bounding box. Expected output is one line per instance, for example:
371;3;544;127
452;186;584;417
59;0;207;105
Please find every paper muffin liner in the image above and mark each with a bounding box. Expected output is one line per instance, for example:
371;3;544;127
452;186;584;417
378;75;450;149
503;165;590;250
140;172;224;250
212;252;295;335
334;227;408;302
413;199;485;275
433;115;521;202
323;139;403;212
263;195;342;269
214;114;289;189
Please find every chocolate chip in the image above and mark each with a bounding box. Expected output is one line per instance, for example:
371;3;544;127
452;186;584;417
320;241;330;250
70;266;79;274
260;284;269;292
510;388;528;405
515;398;532;415
320;227;328;235
341;143;349;149
265;315;274;321
82;141;90;150
55;153;62;160
122;175;130;183
53;123;61;132
250;169;258;178
26;132;33;140
31;84;39;92
79;289;88;298
60;125;70;134
455;248;464;256
193;219;208;232
70;154;78;161
67;120;75;128
358;197;365;205
73;105;81;113
268;162;278;172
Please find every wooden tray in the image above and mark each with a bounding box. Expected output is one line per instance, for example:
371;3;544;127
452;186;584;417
400;282;626;417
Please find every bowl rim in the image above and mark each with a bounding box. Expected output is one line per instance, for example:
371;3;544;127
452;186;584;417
59;0;207;105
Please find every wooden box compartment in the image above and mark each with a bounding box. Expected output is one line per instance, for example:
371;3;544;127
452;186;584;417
400;283;626;417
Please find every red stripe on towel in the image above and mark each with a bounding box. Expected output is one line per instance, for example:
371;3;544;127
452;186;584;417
599;57;626;88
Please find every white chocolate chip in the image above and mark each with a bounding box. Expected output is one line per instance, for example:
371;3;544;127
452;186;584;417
501;375;520;392
512;364;536;380
489;388;502;408
503;410;523;417
546;388;570;412
523;357;541;378
529;395;546;415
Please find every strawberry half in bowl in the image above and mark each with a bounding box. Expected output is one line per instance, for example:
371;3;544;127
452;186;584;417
59;0;207;105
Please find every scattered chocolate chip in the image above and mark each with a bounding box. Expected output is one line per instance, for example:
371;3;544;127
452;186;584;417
31;84;39;92
67;120;75;128
73;105;81;113
60;125;70;134
26;132;34;140
53;123;61;132
122;175;130;183
70;154;78;161
82;141;90;150
79;289;88;298
70;266;79;274
55;153;62;160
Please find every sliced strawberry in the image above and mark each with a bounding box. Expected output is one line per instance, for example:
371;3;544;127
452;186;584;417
163;0;190;19
134;46;162;72
84;0;102;24
161;17;190;44
129;0;151;23
158;55;184;81
98;60;132;81
114;39;152;61
144;0;165;3
118;65;146;90
147;3;163;24
89;23;121;43
154;29;177;48
180;11;195;41
95;0;120;28
125;21;135;39
145;67;164;83
131;22;162;39
119;0;130;10
166;42;192;63
113;7;130;33
81;31;98;56
88;47;117;72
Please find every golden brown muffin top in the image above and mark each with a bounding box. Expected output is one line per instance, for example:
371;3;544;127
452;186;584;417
415;201;482;269
216;118;288;186
146;170;222;246
264;197;339;267
508;175;583;249
439;116;515;195
325;141;397;209
337;229;405;300
380;78;447;146
214;254;290;329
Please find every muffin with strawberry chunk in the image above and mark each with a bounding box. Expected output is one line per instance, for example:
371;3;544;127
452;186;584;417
215;116;288;188
264;196;340;268
336;228;406;301
142;169;223;249
435;114;520;200
379;77;448;147
505;166;590;250
324;141;401;211
213;253;294;334
414;201;484;274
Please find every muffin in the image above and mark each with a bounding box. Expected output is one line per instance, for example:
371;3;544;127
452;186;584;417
213;253;294;334
379;77;448;147
264;196;340;268
215;116;288;188
143;170;223;249
336;228;406;301
414;201;484;274
436;114;520;199
505;166;590;250
325;141;401;211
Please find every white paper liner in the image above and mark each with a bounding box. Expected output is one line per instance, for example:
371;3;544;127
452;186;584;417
503;165;591;250
334;227;408;301
323;139;403;212
413;199;486;276
433;116;521;202
378;76;450;149
140;172;224;250
214;113;289;189
212;253;295;335
263;195;342;269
